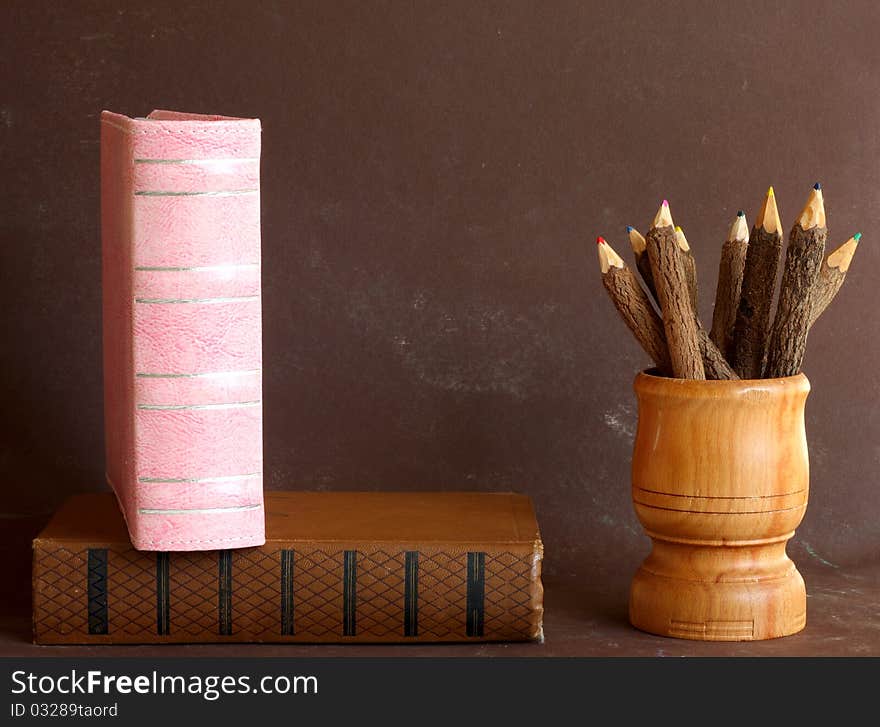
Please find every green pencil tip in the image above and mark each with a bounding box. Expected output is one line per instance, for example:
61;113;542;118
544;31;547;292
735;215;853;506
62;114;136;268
854;232;862;241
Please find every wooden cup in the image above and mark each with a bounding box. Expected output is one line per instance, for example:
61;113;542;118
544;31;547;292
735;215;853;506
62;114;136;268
629;370;810;641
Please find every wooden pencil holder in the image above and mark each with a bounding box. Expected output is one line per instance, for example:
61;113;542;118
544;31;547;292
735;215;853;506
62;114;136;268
629;370;810;641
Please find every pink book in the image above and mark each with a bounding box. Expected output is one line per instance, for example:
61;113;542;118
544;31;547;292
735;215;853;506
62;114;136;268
101;109;265;551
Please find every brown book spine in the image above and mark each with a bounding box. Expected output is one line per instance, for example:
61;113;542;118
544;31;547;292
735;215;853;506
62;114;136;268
33;538;543;644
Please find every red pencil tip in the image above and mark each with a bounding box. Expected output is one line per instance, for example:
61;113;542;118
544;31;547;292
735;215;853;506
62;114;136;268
596;236;606;245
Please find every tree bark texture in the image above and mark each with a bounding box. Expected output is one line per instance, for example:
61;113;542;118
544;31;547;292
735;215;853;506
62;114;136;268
646;226;705;380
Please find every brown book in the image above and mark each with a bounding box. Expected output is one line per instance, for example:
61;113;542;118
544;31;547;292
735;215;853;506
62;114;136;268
32;491;544;645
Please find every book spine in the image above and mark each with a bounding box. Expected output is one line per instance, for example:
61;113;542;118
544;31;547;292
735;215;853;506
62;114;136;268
100;111;265;551
33;542;543;644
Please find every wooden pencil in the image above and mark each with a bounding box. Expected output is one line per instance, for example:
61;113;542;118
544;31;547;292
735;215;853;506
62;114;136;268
809;233;860;327
674;222;739;380
646;201;705;379
699;330;739;380
732;186;783;378
597;237;671;374
674;225;698;311
630;225;737;380
765;183;828;377
627;225;657;301
709;211;749;361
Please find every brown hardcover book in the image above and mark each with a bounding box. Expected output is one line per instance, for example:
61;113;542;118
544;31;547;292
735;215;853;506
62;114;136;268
33;491;544;644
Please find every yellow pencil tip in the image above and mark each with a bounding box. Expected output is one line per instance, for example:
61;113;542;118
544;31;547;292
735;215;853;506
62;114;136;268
767;186;775;196
674;226;682;233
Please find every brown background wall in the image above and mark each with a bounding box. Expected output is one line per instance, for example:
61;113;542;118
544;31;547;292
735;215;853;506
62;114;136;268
1;1;878;586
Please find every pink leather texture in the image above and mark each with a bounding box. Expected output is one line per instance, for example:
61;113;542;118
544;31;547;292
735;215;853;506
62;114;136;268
101;109;265;551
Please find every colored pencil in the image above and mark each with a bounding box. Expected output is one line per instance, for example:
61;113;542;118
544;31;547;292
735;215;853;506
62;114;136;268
646;201;705;379
732;186;783;378
710;211;749;361
597;236;671;374
765;184;828;377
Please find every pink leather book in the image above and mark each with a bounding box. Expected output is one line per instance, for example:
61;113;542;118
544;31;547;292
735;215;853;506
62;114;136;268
101;109;265;551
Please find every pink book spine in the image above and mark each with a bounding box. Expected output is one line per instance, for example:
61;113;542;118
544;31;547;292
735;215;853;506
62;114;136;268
101;109;265;551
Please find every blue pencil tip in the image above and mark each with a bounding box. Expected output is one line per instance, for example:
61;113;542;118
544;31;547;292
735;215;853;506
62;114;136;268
814;182;821;190
625;225;634;233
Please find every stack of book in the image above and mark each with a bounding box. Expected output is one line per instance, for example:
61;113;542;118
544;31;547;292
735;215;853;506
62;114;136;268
32;110;544;645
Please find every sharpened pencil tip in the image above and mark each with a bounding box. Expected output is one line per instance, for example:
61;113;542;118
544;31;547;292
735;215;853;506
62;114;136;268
674;225;689;251
827;234;860;272
797;184;826;229
737;210;745;217
653;200;674;228
728;212;750;242
758;186;781;233
627;226;646;254
597;236;625;272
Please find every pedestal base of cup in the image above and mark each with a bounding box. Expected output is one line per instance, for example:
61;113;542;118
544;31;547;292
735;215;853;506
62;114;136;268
629;541;807;641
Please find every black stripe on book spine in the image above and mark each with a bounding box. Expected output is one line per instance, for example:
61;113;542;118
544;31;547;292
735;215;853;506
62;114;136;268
280;549;295;636
218;550;232;635
404;551;418;637
343;550;357;636
466;552;485;638
87;549;109;635
156;552;170;635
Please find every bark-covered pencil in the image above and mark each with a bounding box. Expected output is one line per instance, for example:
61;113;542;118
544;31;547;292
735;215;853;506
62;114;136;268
646;201;705;379
627;225;657;302
732;186;783;378
710;211;749;361
699;330;739;380
675;217;740;380
765;183;828;377
597;236;671;374
674;225;698;311
676;221;739;380
809;233;860;327
628;226;736;380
